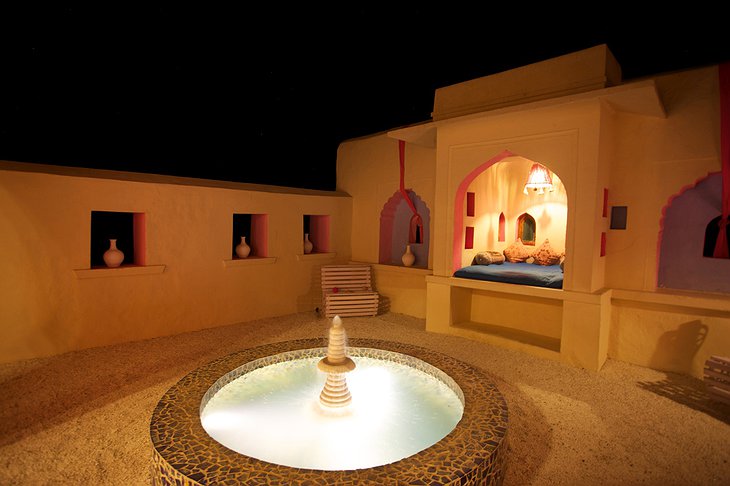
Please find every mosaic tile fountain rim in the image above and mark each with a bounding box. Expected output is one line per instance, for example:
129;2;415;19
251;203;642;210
150;338;510;485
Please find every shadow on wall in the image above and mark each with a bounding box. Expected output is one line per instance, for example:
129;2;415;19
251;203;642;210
638;320;730;424
649;320;708;374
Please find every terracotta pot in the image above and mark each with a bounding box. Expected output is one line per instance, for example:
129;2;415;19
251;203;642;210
402;244;415;267
235;236;251;258
304;233;313;254
103;239;125;268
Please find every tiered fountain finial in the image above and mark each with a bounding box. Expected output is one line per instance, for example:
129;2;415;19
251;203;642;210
317;316;356;408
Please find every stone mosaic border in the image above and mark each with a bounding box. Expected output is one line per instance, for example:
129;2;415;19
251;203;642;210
150;339;509;485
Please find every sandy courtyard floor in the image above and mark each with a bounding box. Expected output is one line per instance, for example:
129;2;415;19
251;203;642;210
0;312;728;485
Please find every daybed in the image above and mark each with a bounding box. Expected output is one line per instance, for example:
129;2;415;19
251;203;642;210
453;262;563;289
453;238;564;289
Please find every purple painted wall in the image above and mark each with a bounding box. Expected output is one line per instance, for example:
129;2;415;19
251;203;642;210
658;173;730;293
379;190;430;268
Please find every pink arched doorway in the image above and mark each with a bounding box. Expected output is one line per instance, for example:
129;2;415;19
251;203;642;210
452;151;567;273
657;172;730;293
380;189;430;268
452;150;514;272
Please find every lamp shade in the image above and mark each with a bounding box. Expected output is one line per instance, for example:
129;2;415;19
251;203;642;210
524;163;553;191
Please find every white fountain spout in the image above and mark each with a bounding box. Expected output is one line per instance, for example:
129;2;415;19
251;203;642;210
317;315;356;408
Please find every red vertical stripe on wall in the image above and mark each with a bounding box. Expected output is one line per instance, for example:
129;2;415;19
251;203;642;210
600;232;606;257
465;226;474;249
133;213;146;266
713;62;730;258
252;214;268;257
466;192;475;217
498;212;505;242
310;215;330;253
603;188;608;217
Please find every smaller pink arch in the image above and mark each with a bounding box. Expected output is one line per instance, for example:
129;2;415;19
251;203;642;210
380;189;430;266
498;212;506;242
656;171;721;287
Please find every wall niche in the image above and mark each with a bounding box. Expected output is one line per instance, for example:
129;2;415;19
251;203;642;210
90;211;145;267
379;189;430;268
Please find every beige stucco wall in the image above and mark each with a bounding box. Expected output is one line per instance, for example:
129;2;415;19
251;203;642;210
4;61;728;380
603;66;729;378
0;165;352;363
432;100;603;294
338;65;729;378
605;66;721;291
337;134;436;317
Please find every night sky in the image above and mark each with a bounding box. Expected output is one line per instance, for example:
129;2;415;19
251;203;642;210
2;6;728;190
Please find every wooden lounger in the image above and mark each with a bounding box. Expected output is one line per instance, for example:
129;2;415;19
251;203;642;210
321;265;379;318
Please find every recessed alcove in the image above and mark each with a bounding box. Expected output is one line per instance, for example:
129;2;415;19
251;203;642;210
303;214;330;253
378;190;430;268
232;213;268;258
90;211;145;267
516;213;536;245
658;172;730;293
703;215;730;257
453;155;568;271
442;153;569;356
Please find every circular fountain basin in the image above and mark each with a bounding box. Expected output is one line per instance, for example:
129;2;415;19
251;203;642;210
201;351;464;470
151;338;509;485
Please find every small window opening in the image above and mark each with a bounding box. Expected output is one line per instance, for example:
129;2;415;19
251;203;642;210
517;213;536;245
703;215;730;258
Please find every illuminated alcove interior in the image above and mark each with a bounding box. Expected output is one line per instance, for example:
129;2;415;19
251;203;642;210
460;156;568;269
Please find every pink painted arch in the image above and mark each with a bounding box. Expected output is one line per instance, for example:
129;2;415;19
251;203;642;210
452;150;515;273
451;150;568;273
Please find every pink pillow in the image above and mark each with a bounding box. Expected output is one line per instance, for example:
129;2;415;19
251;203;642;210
532;239;562;266
503;238;532;263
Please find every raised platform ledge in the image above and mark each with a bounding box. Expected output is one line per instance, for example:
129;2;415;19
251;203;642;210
74;265;166;279
427;275;604;303
613;288;730;313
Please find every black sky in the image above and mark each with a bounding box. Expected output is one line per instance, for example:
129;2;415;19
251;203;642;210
2;6;728;190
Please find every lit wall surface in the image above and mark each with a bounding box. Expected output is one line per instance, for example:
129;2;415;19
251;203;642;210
0;164;352;363
3;49;730;380
463;157;568;268
338;53;730;378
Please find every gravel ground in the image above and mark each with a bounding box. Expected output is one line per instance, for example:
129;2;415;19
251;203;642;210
0;312;728;485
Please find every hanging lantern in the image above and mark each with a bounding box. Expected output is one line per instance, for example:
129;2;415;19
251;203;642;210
524;163;553;194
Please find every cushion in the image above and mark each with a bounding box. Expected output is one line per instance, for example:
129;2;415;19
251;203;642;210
503;238;532;263
473;250;505;265
533;239;562;266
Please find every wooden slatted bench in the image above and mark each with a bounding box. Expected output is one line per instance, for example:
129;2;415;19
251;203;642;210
704;355;730;405
321;265;379;318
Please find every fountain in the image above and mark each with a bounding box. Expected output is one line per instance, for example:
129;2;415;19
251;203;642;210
317;316;356;408
150;316;509;484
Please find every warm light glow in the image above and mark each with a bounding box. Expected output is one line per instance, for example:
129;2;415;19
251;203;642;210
200;356;463;471
524;163;553;194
